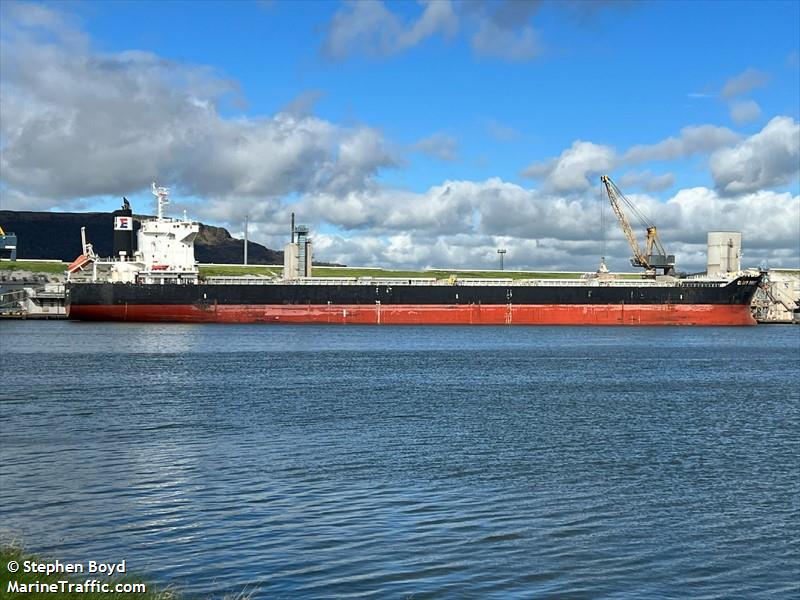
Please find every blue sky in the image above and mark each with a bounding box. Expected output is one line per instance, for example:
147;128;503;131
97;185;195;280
1;0;798;271
80;0;798;189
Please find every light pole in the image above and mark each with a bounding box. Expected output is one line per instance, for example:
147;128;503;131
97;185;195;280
244;215;249;266
497;248;507;271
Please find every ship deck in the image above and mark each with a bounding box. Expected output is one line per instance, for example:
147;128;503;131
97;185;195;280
203;275;740;289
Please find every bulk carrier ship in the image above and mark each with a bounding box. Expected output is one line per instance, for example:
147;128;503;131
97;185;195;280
66;179;762;326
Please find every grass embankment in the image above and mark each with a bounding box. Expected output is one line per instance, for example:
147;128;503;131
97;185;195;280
198;264;279;278
198;264;589;280
0;261;69;274
1;260;640;281
0;545;166;600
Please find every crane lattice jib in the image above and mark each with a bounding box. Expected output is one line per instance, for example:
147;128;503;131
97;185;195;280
601;175;671;268
601;175;648;267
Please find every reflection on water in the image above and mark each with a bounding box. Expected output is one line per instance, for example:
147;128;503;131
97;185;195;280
1;321;798;599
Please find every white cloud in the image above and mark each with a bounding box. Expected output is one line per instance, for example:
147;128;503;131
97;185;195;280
519;120;747;205
0;4;397;211
320;0;630;62
0;188;60;211
523;124;742;196
299;180;480;233
729;100;762;125
402;0;459;46
467;0;541;60
721;67;770;100
623;124;741;163
710;116;800;195
321;0;458;59
471;22;539;61
660;187;799;249
522;141;615;193
319;0;543;63
618;171;676;192
313;230;607;272
280;89;325;117
1;1;88;48
411;133;459;161
297;179;799;272
485;119;521;142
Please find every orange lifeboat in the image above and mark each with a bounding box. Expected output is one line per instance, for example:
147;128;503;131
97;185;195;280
67;254;94;273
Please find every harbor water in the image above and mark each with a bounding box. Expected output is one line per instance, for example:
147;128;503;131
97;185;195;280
1;321;798;598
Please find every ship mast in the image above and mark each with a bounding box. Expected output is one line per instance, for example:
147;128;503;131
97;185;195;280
152;182;170;221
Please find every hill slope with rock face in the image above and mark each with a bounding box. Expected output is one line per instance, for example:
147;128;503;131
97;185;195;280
0;210;284;264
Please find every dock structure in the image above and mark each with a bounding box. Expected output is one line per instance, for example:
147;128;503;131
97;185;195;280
0;284;66;319
0;266;67;319
752;269;800;324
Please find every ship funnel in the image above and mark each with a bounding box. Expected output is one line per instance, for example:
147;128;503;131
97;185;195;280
113;198;135;259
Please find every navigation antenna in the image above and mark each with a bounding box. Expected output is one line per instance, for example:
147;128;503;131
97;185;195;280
152;182;170;220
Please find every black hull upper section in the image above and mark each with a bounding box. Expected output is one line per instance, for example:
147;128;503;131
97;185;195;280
68;275;762;307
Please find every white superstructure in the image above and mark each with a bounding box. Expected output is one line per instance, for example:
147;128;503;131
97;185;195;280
67;183;200;284
135;183;200;282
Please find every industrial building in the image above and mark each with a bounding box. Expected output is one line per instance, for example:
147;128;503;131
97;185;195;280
283;214;313;279
706;232;742;277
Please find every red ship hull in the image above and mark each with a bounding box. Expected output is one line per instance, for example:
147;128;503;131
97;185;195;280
69;303;757;326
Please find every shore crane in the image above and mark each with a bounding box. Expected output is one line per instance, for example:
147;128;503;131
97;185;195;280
600;175;675;277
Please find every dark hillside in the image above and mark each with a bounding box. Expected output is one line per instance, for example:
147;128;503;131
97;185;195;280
0;210;283;264
194;223;282;264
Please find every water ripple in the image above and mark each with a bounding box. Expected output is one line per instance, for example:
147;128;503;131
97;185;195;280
1;322;798;599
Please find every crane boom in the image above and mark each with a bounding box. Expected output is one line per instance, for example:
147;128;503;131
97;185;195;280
601;175;645;267
600;175;675;276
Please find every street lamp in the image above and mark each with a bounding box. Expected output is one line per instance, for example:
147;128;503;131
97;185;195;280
497;248;507;271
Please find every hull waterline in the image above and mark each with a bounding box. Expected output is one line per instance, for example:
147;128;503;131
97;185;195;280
67;275;762;326
68;302;757;326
